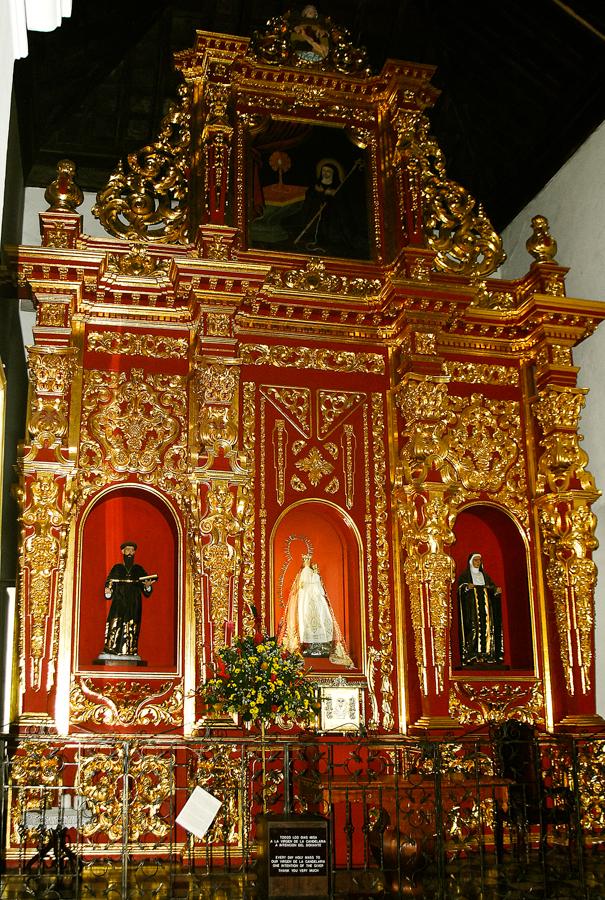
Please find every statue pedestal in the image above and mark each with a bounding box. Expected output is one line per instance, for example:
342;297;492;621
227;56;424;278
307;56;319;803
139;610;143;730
92;652;147;667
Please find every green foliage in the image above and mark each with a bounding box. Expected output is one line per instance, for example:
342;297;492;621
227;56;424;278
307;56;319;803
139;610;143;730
201;634;320;725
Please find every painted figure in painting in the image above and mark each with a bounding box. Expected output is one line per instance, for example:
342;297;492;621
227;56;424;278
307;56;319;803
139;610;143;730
457;552;504;666
278;554;353;666
295;157;364;255
100;542;156;659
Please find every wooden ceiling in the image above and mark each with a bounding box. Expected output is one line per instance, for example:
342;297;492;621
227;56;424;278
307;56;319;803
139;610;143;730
13;0;605;231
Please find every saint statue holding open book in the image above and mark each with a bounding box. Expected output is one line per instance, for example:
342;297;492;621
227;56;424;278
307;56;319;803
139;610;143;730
99;541;157;660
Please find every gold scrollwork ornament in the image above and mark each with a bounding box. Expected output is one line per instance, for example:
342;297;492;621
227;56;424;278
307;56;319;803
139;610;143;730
395;112;505;278
93;84;191;243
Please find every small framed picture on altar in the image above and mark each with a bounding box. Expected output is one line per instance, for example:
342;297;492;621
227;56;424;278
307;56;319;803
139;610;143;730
319;685;362;733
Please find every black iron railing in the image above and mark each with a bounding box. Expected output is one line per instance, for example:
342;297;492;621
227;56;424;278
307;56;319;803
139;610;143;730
1;731;604;898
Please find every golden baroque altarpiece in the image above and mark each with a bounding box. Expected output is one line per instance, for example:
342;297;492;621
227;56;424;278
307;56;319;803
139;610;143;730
6;11;605;851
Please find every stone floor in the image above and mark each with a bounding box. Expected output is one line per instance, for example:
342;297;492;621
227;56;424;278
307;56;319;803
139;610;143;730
2;853;605;900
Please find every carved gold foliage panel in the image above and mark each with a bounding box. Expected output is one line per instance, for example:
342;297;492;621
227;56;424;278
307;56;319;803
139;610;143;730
27;346;77;396
80;368;188;490
37;300;68;327
446;395;519;494
87;331;188;359
26;347;78;453
449;682;545;727
396;382;528;526
241;343;384;374
294;446;334;488
317;391;366;439
241;383;257;635
197;363;239;406
442;361;519;387
371;393;395;731
194;363;240;456
264;258;381;297
28;396;69;451
70;678;183;728
533;387;594;494
262;385;366;512
262;386;311;438
76;748;173;841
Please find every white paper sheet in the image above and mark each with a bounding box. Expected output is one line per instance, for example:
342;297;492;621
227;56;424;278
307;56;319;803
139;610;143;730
176;786;222;839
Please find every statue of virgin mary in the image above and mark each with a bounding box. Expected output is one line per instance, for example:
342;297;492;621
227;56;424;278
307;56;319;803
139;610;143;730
277;554;353;667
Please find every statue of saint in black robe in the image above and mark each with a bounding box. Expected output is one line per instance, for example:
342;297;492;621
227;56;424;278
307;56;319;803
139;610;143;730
103;542;153;658
457;552;503;666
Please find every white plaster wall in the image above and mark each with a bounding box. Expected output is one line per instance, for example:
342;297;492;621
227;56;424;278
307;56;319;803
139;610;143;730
21;186;107;246
501;120;605;716
0;1;72;241
0;3;28;234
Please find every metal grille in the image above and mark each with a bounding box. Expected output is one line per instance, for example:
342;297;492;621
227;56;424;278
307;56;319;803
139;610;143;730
1;732;604;898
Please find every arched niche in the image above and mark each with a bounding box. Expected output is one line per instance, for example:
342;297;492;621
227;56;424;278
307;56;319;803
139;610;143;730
271;500;363;673
75;485;180;672
451;504;534;671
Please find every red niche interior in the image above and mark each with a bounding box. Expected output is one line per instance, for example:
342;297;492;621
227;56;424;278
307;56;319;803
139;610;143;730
451;505;534;671
76;488;179;671
272;502;362;673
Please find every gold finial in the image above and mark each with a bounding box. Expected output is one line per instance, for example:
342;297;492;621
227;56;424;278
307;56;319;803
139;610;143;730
44;159;84;212
526;214;558;263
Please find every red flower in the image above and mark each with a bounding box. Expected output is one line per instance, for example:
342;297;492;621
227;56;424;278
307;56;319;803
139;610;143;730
216;660;228;679
254;632;264;645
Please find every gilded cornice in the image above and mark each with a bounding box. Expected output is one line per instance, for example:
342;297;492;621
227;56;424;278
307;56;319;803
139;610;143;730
174;32;250;80
176;30;438;112
12;236;273;326
235;296;389;343
441;294;605;356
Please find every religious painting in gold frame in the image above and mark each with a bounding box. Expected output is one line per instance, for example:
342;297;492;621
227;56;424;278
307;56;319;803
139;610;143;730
247;120;371;260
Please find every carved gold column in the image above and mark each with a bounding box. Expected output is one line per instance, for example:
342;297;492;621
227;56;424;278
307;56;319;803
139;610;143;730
19;343;77;707
398;485;455;694
533;383;601;721
201;80;233;225
200;478;245;649
393;374;459;729
193;354;248;670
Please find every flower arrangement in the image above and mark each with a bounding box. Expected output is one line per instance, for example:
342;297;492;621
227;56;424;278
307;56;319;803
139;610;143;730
202;632;319;726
